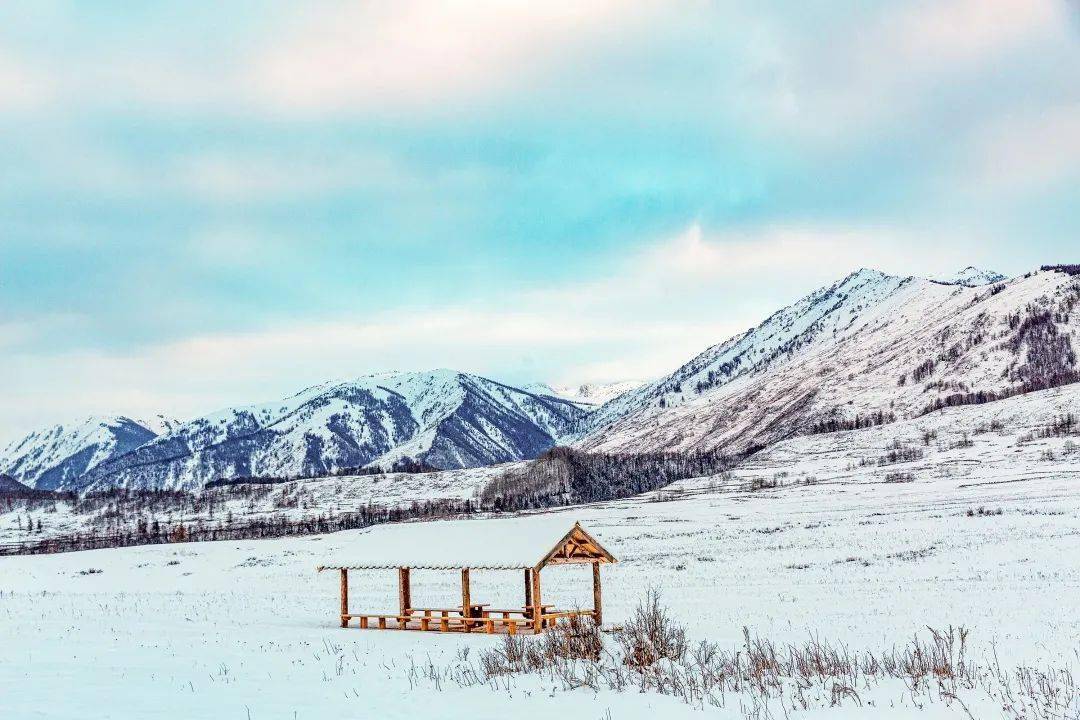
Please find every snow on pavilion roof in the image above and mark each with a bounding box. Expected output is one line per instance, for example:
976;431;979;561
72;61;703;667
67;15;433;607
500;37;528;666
317;515;615;571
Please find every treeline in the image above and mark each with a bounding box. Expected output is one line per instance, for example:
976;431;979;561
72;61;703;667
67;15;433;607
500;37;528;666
805;410;896;436
477;446;749;512
0;496;476;556
1041;264;1080;276
918;288;1080;414
0;486;74;503
203;457;440;489
1022;413;1078;442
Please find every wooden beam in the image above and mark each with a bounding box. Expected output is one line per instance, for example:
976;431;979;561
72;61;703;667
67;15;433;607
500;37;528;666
592;561;602;626
398;567;411;617
524;568;532;609
531;567;542;633
461;568;471;633
339;568;349;628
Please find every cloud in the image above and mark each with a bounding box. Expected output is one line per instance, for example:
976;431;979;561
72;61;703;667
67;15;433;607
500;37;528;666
0;50;48;111
960;103;1080;194
638;224;916;282
245;0;654;115
741;0;1074;143
173;150;412;203
892;0;1060;64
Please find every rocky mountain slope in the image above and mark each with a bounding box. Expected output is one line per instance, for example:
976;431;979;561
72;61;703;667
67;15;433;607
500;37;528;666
0;416;175;490
579;266;1080;456
75;370;588;491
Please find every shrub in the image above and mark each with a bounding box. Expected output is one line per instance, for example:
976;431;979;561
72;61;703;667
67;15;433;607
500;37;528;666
616;590;688;667
468;596;1076;718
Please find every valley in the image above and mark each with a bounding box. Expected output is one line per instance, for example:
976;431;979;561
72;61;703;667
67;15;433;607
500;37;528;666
2;266;1079;718
2;393;1077;717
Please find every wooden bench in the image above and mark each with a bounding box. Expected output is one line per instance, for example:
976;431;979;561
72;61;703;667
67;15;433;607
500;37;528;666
340;605;578;634
341;613;417;630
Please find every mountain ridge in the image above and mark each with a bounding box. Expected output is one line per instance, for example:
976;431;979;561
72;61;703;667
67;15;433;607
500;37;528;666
577;266;1078;456
0;415;176;491
9;265;1077;495
75;369;588;491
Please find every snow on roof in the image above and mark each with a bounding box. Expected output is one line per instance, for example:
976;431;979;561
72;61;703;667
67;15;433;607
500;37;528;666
318;515;614;570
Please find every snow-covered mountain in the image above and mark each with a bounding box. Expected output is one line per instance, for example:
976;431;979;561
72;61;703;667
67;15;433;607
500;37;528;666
935;266;1008;287
0;416;172;490
524;380;645;406
579;266;1079;456
78;370;589;492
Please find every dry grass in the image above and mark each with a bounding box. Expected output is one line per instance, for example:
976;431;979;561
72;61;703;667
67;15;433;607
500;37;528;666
422;593;1080;719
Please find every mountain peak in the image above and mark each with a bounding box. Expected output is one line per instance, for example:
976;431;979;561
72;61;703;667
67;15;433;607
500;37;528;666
934;266;1007;287
0;415;164;490
524;379;646;406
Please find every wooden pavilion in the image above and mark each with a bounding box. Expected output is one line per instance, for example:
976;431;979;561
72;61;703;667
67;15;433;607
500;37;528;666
317;519;615;635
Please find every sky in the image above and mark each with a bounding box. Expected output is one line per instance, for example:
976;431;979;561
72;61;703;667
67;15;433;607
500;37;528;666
1;0;1078;444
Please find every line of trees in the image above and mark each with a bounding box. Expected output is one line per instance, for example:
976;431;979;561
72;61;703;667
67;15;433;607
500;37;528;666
477;446;750;512
0;496;477;556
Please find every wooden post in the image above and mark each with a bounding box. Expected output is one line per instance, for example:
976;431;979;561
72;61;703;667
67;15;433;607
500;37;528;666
592;561;602;626
398;567;411;617
461;567;471;633
339;568;349;628
524;568;532;609
531;566;542;633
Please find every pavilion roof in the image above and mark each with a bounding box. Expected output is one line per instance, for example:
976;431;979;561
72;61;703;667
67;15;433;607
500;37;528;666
317;515;615;571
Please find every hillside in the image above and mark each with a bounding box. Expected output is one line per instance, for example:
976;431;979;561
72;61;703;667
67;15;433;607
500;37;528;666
75;370;588;491
0;473;31;495
0;415;175;490
579;267;1080;455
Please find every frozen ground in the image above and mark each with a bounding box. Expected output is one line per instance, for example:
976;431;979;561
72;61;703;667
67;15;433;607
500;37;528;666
2;386;1079;718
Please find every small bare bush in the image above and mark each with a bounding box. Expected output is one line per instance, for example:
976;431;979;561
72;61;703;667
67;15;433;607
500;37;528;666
616;590;687;667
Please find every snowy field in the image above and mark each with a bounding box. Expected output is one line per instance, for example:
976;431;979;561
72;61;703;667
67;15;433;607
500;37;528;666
2;386;1079;718
0;462;521;547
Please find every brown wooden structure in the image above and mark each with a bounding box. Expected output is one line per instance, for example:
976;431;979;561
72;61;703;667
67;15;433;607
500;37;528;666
318;520;615;635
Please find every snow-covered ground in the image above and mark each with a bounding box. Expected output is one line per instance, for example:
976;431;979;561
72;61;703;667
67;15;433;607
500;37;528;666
2;388;1078;718
0;463;520;547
